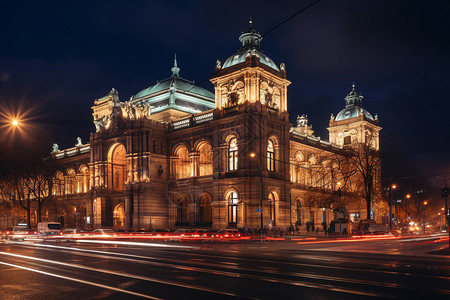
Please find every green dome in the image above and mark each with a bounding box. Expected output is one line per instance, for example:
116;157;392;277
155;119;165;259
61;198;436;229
133;57;215;114
222;22;279;71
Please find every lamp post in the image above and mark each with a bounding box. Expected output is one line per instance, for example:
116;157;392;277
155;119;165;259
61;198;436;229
389;184;397;232
337;181;342;235
441;184;449;248
250;152;263;242
422;200;428;234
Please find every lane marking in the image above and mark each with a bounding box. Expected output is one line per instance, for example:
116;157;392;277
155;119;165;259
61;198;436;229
0;260;161;299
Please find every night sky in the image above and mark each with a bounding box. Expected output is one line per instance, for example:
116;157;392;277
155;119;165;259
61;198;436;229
0;0;449;181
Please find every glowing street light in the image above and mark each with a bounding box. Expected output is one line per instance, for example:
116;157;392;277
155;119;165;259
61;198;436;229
12;119;19;126
250;152;263;242
389;183;397;232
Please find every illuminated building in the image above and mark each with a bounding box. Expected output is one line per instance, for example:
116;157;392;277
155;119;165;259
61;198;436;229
15;24;384;231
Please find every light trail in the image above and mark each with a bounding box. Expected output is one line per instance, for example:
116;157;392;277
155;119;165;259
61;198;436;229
8;242;450;296
0;251;238;298
73;239;198;249
0;260;162;299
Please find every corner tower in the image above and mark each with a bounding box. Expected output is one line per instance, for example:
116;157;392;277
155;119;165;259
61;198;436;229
210;21;290;114
328;83;381;149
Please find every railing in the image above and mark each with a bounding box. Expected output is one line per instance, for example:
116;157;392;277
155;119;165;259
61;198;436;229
54;144;91;159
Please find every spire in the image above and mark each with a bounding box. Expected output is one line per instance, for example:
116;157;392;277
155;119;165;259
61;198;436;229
239;19;261;49
171;54;180;76
345;82;363;108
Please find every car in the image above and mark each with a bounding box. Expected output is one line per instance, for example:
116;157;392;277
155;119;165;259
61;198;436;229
150;229;172;236
62;228;91;238
1;227;13;239
92;229;116;237
173;229;196;237
192;229;213;238
9;226;38;240
360;223;390;235
213;229;241;238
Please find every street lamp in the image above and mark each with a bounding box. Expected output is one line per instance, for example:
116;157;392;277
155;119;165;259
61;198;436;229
337;181;342;235
250;152;263;242
389;183;397;232
422;200;428;234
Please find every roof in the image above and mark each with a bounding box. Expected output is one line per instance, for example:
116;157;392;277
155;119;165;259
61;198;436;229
222;21;280;72
132;57;215;114
335;83;374;121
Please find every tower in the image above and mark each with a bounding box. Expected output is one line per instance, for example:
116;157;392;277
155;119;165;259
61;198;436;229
328;83;381;150
211;21;290;113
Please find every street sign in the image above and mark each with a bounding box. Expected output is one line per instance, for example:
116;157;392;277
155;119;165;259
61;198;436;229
256;208;262;212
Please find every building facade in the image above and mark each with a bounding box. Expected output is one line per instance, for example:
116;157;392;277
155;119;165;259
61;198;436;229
2;25;385;232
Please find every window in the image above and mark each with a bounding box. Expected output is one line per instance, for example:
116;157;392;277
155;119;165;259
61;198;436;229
176;196;188;224
198;194;212;224
228;192;239;225
296;200;301;226
176;147;190;179
228;138;238;171
198;143;213;176
267;140;275;171
343;136;351;145
309;211;315;223
268;192;276;226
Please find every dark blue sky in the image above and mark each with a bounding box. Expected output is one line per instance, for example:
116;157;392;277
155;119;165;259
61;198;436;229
0;0;449;180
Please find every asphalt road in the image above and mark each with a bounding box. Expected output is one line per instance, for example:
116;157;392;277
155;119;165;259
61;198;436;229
0;235;449;299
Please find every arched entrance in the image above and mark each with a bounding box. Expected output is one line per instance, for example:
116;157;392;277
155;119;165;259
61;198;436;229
108;144;126;192
197;193;212;226
176;195;189;226
113;204;125;229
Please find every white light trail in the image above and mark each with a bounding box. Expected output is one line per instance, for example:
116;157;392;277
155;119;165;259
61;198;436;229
0;260;162;299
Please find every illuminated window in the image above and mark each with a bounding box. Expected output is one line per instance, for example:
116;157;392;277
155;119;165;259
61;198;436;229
228;192;239;225
109;144;126;192
268;192;276;226
228;138;238;171
176;147;191;179
67;169;76;194
267;140;275;172
198;143;213;176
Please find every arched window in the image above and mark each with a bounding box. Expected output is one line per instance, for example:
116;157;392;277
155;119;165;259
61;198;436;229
228;191;239;226
109;144;126;192
67;169;76;194
80;166;90;193
267;140;275;172
113;204;125;229
198;143;213;176
176;147;191;179
228;138;238;171
296;200;301;226
55;171;64;195
268;192;276;226
198;193;212;224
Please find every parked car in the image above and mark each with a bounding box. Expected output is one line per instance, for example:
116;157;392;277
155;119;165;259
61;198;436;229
173;229;196;237
62;228;91;239
192;229;213;238
357;222;390;235
92;229;116;236
213;229;241;239
1;227;13;239
9;226;38;240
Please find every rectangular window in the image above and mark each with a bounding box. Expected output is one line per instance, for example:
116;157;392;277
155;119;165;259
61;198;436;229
309;211;314;223
343;136;351;145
